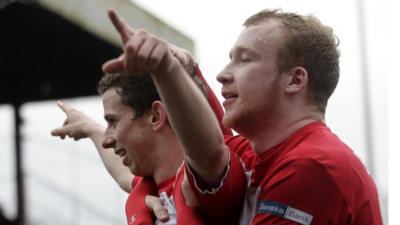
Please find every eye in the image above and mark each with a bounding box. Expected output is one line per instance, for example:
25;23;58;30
106;118;117;128
240;54;251;63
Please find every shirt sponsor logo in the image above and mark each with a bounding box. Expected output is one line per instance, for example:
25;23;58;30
257;200;313;225
129;214;136;225
257;200;287;216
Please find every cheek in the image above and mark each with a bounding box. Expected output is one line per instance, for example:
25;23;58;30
119;127;148;152
114;124;133;144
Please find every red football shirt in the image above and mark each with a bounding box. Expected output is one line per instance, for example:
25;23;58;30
125;177;158;225
187;122;383;225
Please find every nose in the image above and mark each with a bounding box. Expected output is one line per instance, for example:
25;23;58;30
102;136;116;149
216;67;233;84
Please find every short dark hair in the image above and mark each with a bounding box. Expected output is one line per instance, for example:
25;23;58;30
97;73;160;118
244;9;340;112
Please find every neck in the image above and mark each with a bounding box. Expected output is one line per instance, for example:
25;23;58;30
152;130;185;186
244;108;324;154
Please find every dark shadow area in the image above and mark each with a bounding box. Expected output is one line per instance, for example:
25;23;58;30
0;2;120;104
0;2;121;224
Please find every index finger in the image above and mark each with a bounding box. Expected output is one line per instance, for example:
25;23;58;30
107;9;135;44
57;101;74;115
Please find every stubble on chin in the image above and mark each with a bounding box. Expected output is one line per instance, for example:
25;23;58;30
223;107;256;136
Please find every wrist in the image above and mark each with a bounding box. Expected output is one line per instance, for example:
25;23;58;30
86;123;105;138
152;56;183;81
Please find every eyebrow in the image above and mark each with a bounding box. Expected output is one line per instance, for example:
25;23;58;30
232;46;255;55
230;46;258;59
104;114;116;122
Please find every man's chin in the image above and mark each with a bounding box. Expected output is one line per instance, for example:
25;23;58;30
122;157;130;167
223;115;236;130
128;167;137;175
223;112;253;135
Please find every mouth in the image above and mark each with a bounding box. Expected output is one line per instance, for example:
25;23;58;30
221;91;238;106
115;148;129;166
114;148;127;158
222;91;238;99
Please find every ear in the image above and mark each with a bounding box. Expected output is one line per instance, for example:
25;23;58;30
149;101;168;131
284;66;308;94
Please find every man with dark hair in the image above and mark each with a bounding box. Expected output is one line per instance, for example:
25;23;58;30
52;56;233;224
103;8;383;225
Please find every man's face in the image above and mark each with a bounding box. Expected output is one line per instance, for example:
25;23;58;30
217;21;285;134
101;88;155;176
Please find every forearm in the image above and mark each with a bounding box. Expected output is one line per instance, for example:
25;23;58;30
88;124;133;193
51;101;133;192
151;61;228;185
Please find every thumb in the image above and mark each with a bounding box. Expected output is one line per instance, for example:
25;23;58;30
50;127;67;140
51;127;64;136
102;56;124;73
145;195;169;222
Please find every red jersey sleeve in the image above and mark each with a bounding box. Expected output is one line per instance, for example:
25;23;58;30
185;135;255;224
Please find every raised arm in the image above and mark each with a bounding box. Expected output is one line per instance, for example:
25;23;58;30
51;101;133;192
102;9;228;185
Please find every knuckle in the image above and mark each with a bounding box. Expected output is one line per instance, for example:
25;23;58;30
147;56;158;65
125;44;135;53
136;51;147;60
136;28;148;36
157;38;168;47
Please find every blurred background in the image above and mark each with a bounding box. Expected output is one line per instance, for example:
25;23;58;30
0;0;396;224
